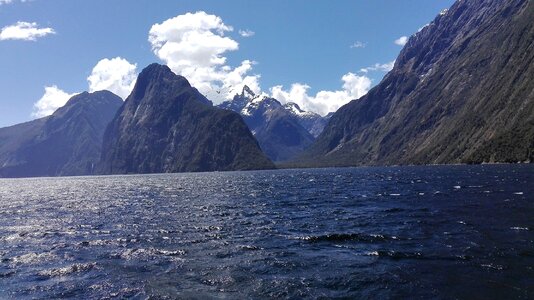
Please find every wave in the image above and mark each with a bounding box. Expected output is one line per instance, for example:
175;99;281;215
300;233;398;243
37;262;97;277
510;227;530;231
363;250;472;261
112;248;186;260
6;252;57;265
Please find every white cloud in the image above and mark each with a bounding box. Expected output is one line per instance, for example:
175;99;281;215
394;36;408;46
270;72;371;116
360;60;395;73
32;57;137;118
147;11;378;115
350;41;366;49
0;21;55;41
238;29;255;37
87;57;137;99
32;86;78;118
148;11;260;103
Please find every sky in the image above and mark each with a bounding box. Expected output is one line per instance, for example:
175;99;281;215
0;0;455;128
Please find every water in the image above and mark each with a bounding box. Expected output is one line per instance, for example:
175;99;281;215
0;165;532;299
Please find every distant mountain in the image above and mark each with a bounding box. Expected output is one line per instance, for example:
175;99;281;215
283;102;332;138
99;63;274;174
218;87;316;162
0;91;123;177
297;0;534;167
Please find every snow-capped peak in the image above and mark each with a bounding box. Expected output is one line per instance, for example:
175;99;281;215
283;102;317;118
240;85;256;100
284;102;304;114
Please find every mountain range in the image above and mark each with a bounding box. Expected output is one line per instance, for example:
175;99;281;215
0;0;532;178
218;87;330;162
295;0;533;167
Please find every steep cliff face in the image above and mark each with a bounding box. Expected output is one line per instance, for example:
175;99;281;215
299;0;534;167
0;91;123;177
99;64;274;174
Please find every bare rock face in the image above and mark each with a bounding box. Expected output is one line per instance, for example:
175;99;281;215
298;0;534;167
0;91;123;177
99;64;274;174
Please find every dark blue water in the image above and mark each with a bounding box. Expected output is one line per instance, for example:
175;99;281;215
0;165;532;299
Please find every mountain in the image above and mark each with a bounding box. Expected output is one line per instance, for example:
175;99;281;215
218;87;316;162
99;63;274;174
0;91;123;177
297;0;534;167
283;102;332;138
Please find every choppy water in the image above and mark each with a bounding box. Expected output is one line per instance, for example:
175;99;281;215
0;165;533;299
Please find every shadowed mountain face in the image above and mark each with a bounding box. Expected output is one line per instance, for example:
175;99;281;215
298;0;534;167
218;87;316;162
0;91;123;177
99;64;274;174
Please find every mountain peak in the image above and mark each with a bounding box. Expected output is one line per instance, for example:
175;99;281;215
100;64;274;174
284;102;304;114
127;63;213;106
142;63;173;75
0;91;123;177
135;63;189;88
241;85;256;99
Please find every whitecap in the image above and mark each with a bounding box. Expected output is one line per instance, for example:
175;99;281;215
37;262;97;277
10;252;57;265
481;264;503;270
510;227;529;231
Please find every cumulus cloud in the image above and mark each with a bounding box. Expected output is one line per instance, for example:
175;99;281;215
32;86;78;118
394;36;408;46
148;11;260;103
360;61;395;73
238;29;255;37
0;21;55;41
270;73;371;116
32;57;137;118
87;57;137;99
147;11;378;115
350;41;366;49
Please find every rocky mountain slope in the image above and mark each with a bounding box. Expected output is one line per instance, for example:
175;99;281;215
218;87;317;162
0;91;123;177
297;0;534;167
99;64;274;174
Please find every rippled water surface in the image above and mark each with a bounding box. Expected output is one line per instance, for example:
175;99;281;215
0;165;533;299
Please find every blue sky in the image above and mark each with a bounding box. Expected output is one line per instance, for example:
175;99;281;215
0;0;455;127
